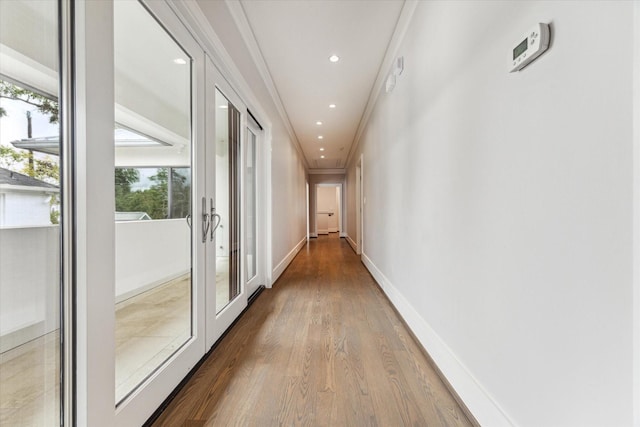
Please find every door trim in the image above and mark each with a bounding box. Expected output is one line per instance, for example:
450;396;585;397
313;182;345;237
245;121;264;297
633;2;640;424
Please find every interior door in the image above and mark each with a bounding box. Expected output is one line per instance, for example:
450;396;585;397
205;58;247;348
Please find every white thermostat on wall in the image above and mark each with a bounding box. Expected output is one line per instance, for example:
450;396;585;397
509;23;550;72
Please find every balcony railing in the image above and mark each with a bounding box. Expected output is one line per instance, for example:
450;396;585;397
0;219;190;353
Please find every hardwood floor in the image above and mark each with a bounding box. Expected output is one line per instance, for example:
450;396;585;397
152;234;474;427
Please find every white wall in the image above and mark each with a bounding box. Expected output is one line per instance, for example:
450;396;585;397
270;128;307;274
115;219;190;301
346;2;635;426
0;191;55;227
0;226;59;351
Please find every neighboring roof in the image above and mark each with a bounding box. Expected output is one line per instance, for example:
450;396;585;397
11;127;167;156
0;167;59;189
11;136;60;155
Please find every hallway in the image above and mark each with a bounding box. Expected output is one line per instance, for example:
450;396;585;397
152;235;473;426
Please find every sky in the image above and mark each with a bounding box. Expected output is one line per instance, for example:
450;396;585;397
0;97;59;148
0;96;162;191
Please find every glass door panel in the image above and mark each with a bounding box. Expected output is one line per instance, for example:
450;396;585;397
214;89;241;314
114;0;192;404
246;129;257;282
245;127;260;298
0;1;63;425
205;59;247;348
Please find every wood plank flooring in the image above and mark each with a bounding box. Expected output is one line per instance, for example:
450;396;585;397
152;234;474;427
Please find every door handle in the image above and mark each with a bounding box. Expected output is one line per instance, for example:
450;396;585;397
202;197;210;243
186;213;191;229
210;198;221;241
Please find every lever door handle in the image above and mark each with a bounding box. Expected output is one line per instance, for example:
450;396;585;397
210;198;221;241
202;197;210;243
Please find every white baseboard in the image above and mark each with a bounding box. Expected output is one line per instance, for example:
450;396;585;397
309;232;318;238
272;236;306;285
115;270;190;304
361;253;515;427
340;232;347;238
328;227;338;233
346;234;358;253
0;320;56;354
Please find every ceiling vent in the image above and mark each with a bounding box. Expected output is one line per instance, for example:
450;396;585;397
314;158;341;169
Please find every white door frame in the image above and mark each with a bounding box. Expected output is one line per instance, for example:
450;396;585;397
306;181;310;240
314;182;344;236
633;2;640;424
245;117;265;298
73;1;116;424
77;1;210;424
356;155;364;255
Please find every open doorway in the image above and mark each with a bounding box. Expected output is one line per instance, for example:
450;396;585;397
314;183;343;237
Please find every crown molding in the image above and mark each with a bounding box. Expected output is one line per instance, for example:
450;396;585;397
345;0;418;168
167;0;272;132
224;0;309;170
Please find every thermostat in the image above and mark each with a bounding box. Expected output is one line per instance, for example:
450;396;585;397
509;23;550;72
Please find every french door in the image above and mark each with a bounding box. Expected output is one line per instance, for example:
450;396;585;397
18;1;266;424
205;58;248;348
113;1;206;425
115;5;255;424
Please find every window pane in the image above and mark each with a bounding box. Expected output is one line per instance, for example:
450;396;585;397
170;168;191;219
115;167;191;221
114;0;192;404
115;167;167;220
0;1;61;425
215;89;241;313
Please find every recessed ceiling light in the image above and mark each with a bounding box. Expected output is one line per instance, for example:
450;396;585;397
173;58;187;65
329;55;340;63
316;121;323;125
320;148;325;151
321;155;325;159
329;104;336;109
219;105;228;109
317;135;323;140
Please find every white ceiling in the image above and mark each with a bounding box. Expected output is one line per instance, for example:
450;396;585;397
114;0;191;142
238;0;405;169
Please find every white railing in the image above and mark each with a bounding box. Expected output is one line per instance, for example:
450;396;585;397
1;219;190;352
0;225;60;352
115;219;190;301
